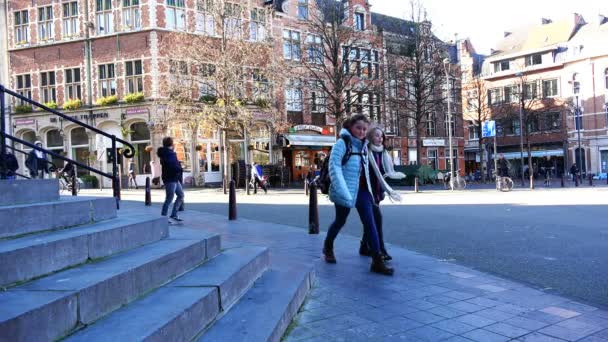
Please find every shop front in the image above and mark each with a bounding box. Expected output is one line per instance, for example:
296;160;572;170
282;125;336;182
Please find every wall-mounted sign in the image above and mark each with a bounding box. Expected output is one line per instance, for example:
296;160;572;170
423;138;446;147
50;112;108;123
125;107;148;115
14;119;35;125
291;125;323;134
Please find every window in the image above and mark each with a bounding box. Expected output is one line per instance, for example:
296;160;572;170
427;149;437;170
285;80;302;111
62;2;78;37
47;130;64;168
98;64;116;97
572;73;580;95
542;79;558;98
38;6;54;41
523;82;538;100
355;12;364;31
297;0;308;20
125;60;143;94
426;112;436;136
343;47;379;79
283;30;301;61
170;60;188;74
96;0;114;34
224;2;242;38
64;68;81;100
15;74;32;105
512;118;521;136
166;0;186;30
130;122;151;174
493;60;509;72
445;148;457;171
252;69;268;98
525;54;542;67
199;63;216;96
445;114;455;137
527;116;540;133
250;8;266;41
306;34;322;64
40;71;56;103
196;0;215;35
389;80;397;98
544;112;561;131
468;124;479;140
605;68;608;89
14;10;29;44
310;81;326;113
123;0;141;30
503;86;512;103
488;88;503;106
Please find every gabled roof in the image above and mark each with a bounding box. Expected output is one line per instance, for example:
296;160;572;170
371;12;416;36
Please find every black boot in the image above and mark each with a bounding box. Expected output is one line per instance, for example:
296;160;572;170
323;241;336;264
381;247;392;261
371;253;394;276
359;240;372;257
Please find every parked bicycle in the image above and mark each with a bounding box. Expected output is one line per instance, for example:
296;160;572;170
496;175;514;192
443;170;467;190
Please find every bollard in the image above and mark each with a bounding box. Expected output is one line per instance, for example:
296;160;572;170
228;179;237;220
308;181;319;234
561;175;565;188
71;171;77;196
305;172;309;196
530;175;534;190
145;177;151;206
589;174;593;186
575;175;579;187
414;176;419;193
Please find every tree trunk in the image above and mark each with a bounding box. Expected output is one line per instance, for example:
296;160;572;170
478;137;485;183
190;127;199;187
527;134;533;189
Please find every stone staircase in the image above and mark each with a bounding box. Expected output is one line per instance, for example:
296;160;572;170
0;179;313;342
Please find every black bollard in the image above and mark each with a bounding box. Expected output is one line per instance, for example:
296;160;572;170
414;176;419;193
575;175;579;187
308;181;319;234
305;172;309;196
145;177;151;206
561;175;565;188
589;174;593;186
71;171;77;196
229;179;237;220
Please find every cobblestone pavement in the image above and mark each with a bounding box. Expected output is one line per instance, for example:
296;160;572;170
113;199;608;342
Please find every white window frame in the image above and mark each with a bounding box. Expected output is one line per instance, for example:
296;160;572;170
224;2;242;39
122;0;141;30
542;79;558;98
65;68;82;100
15;74;32;105
306;34;322;64
195;0;215;35
283;29;301;61
297;0;308;20
166;0;186;30
427;149;438;170
98;63;117;97
96;0;114;34
249;8;266;42
354;12;364;31
125;60;143;94
62;2;79;38
286;80;303;112
40;71;57;103
38;6;54;42
14;10;30;45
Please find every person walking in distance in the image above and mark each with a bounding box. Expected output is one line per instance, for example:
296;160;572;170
359;126;404;261
128;160;139;189
322;114;394;276
26;141;49;179
497;154;509;178
570;163;579;182
157;137;184;222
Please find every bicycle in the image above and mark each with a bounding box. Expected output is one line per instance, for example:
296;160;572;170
444;170;467;190
496;175;514;192
59;175;81;194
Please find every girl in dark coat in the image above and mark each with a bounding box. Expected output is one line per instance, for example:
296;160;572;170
26;141;49;179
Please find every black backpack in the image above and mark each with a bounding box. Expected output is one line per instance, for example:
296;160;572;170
318;135;363;195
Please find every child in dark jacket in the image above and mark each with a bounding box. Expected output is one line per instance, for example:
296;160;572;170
157;137;184;222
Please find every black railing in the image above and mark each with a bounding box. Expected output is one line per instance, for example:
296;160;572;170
0;84;135;209
5;144;58;179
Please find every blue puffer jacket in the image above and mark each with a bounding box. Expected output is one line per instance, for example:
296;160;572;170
329;128;373;208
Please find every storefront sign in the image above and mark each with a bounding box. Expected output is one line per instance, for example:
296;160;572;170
291;125;323;134
50;112;109;123
423;138;446;147
125;107;148;115
14;119;35;125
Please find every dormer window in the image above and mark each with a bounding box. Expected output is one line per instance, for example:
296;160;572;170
355;12;364;31
494;60;510;72
297;0;308;20
525;54;542;67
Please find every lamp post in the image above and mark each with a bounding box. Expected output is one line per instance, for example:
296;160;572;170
443;58;454;190
575;95;582;181
515;72;525;186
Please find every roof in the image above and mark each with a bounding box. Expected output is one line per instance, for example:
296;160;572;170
371;12;416;36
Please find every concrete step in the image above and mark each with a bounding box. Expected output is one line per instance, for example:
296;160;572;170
0;214;169;287
0;196;116;239
0;179;59;206
64;247;270;342
199;265;314;342
0;230;221;342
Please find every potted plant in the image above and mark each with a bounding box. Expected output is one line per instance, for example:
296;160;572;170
15;105;33;114
63;99;83;110
44;101;58;109
96;95;118;106
124;92;145;103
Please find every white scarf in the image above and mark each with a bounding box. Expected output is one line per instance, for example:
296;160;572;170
35;150;44;159
369;146;402;203
369;144;406;180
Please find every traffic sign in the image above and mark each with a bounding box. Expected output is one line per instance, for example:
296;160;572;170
482;120;496;138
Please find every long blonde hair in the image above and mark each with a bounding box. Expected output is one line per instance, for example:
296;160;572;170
366;126;387;148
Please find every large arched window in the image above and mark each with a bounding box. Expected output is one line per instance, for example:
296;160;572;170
130;122;151;174
71;127;89;176
46;129;64;169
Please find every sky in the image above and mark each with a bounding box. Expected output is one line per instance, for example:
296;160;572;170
369;0;608;55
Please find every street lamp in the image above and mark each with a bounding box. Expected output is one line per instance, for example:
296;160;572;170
443;58;454;190
515;72;525;186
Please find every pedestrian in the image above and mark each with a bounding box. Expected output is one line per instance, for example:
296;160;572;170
25;141;49;179
359;126;404;261
251;161;268;194
157;137;184;222
497;154;509;177
570;163;579;182
0;151;19;180
322;114;394;276
128;160;139;189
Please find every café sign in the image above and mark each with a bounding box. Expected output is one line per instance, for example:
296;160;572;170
423;138;446;147
291;125;323;134
50;112;108;123
14;119;35;126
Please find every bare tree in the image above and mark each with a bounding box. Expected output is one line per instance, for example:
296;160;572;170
160;0;288;188
463;76;492;182
385;0;451;164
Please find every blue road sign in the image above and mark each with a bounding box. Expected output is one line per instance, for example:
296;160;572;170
482;120;496;138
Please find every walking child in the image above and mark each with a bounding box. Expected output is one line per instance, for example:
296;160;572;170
157;137;184;222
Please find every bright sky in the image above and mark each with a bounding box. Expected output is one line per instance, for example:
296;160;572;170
369;0;608;55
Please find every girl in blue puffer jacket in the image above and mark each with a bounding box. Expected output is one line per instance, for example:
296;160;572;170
323;114;394;276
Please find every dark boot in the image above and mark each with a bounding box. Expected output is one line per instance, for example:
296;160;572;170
381;247;392;261
371;253;394;276
359;240;372;256
323;241;336;264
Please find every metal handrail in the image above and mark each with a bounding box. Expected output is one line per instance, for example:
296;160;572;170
5;143;58;172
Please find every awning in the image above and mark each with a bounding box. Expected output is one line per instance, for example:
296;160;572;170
285;134;336;147
500;149;564;160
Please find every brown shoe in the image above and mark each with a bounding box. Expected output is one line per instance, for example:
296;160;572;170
371;253;394;276
323;247;336;264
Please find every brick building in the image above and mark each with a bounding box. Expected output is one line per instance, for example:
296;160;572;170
2;0;462;185
461;14;608;179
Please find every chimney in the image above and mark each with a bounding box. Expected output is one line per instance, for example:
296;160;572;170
541;18;552;25
504;31;512;37
599;14;608;25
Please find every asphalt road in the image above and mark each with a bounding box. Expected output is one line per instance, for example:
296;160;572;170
173;187;608;308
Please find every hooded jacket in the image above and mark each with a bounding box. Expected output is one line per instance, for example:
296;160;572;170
157;147;182;183
328;128;373;208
